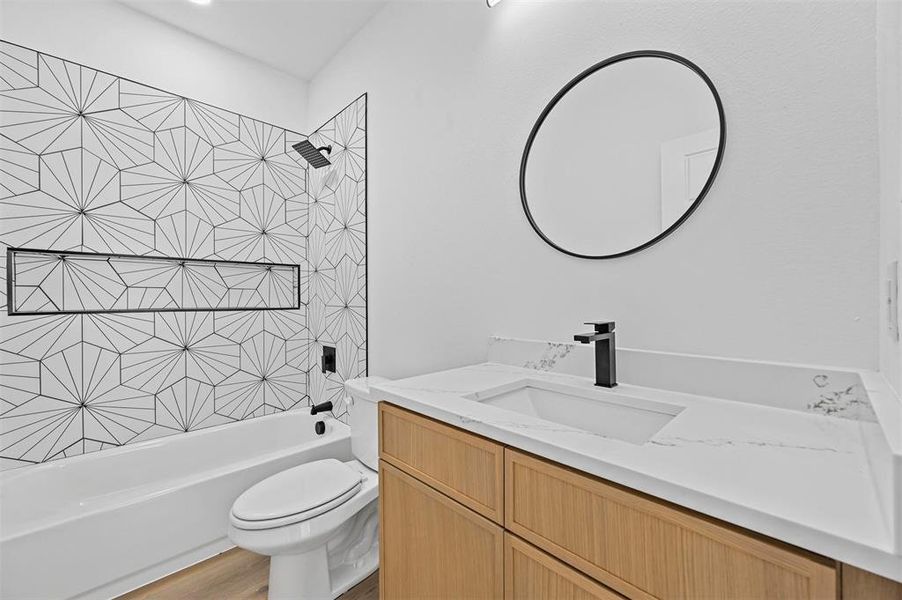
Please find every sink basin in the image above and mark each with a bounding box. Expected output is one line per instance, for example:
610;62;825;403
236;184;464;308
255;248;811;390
466;381;684;444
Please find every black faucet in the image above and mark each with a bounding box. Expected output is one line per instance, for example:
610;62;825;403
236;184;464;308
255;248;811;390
574;321;617;388
310;401;333;415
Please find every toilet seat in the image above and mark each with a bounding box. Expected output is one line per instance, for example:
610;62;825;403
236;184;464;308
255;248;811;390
231;459;363;531
227;377;387;600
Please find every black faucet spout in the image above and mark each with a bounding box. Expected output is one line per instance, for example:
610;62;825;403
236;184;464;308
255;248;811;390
573;321;617;388
574;331;613;343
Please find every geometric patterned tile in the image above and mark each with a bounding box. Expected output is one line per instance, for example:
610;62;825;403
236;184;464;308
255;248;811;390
0;40;366;468
214;116;303;197
7;249;300;314
0;134;39;199
214;184;304;263
0;40;38;92
0;341;155;463
119;80;185;132
156;378;230;432
305;95;367;422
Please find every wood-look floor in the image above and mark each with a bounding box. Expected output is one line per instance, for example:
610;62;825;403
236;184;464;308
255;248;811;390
118;548;378;600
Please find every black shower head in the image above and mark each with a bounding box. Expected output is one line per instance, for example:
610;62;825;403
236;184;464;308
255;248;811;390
291;140;332;169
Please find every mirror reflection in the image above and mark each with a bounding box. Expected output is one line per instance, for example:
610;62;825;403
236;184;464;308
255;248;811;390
522;52;725;258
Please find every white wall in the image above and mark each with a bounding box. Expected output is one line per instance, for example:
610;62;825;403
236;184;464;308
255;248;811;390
877;0;902;393
308;0;880;379
0;0;309;133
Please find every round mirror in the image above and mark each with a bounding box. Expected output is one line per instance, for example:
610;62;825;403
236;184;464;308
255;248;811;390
520;51;725;259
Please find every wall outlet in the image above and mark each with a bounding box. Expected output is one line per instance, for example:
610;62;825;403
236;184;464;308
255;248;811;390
888;261;899;342
321;345;337;374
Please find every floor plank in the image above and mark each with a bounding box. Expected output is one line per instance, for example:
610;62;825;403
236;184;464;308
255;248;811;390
118;548;378;600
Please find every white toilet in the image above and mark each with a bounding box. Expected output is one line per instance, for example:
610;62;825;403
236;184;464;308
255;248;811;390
229;377;389;600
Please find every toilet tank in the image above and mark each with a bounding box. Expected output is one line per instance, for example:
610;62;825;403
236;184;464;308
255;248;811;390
345;377;391;471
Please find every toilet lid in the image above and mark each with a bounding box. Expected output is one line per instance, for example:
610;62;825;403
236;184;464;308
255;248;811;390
231;459;363;524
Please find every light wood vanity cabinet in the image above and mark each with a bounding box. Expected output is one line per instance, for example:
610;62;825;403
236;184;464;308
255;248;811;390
505;450;836;600
379;461;504;599
379;402;504;523
505;533;626;600
379;402;897;600
842;565;902;600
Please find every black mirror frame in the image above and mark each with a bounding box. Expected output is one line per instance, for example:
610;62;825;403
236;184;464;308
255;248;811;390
519;50;727;259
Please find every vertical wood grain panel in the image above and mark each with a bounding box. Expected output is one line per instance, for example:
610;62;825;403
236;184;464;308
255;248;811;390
379;402;504;523
505;449;837;600
842;564;902;600
505;533;626;600
379;461;503;600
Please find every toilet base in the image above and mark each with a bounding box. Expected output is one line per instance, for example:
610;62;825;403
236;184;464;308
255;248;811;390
261;499;379;600
269;548;331;600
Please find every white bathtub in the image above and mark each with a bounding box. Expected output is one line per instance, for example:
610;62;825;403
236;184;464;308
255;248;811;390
0;412;352;600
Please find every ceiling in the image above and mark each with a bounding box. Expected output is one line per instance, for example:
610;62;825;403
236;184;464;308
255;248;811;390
120;0;386;80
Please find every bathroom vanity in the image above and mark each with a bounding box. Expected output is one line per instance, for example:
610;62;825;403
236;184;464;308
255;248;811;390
373;349;902;599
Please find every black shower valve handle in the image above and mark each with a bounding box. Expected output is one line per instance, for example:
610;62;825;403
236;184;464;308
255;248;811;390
321;345;336;374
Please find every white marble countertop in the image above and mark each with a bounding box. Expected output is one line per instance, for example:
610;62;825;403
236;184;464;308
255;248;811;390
368;362;902;582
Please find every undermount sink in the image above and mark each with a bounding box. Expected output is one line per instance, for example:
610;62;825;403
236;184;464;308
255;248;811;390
465;381;684;444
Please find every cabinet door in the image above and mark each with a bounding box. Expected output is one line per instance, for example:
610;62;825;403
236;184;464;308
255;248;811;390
380;461;504;599
842;565;902;600
505;533;625;600
379;402;504;523
506;449;837;600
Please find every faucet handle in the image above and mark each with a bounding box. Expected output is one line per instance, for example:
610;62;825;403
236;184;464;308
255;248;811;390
584;321;615;333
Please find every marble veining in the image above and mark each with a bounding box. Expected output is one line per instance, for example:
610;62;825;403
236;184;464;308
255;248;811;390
488;336;879;422
368;360;901;582
807;375;876;421
522;342;574;371
648;436;845;454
